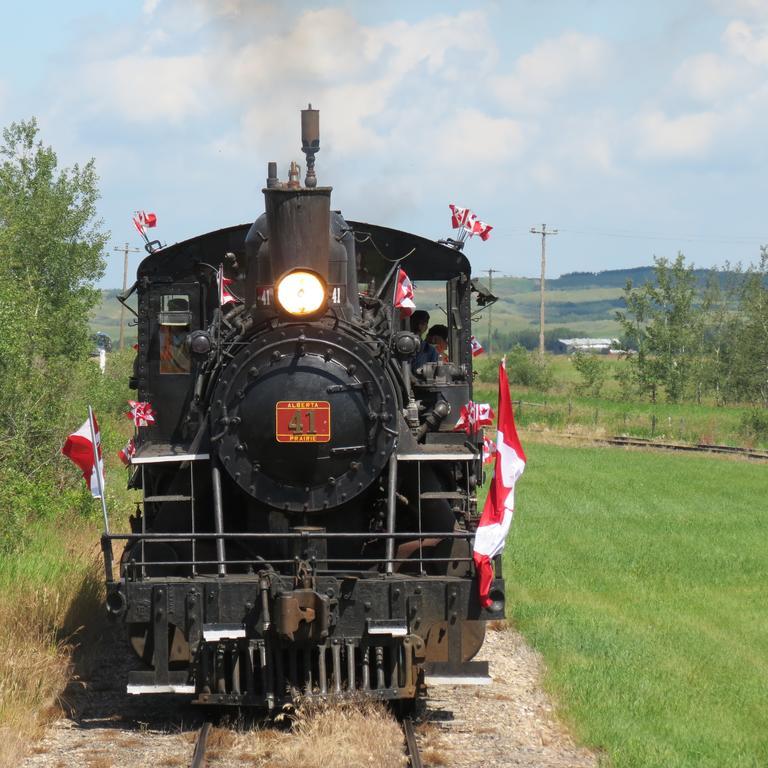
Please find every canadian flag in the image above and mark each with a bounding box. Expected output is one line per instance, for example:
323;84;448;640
473;360;526;607
463;210;478;232
482;435;497;464
127;400;156;427
62;413;105;498
470;335;484;357
449;203;471;229
218;265;239;306
469;219;493;241
132;210;157;236
394;268;416;317
454;401;494;433
118;437;136;466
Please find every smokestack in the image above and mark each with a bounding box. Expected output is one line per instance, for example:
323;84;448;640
301;104;320;188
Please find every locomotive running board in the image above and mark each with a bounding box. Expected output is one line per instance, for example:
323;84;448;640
424;661;492;686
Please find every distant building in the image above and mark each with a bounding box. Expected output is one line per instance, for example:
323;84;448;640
557;338;619;354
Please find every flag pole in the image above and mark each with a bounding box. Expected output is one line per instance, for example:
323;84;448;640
87;405;110;534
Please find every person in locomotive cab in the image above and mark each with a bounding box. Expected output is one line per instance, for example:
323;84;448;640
159;297;192;374
410;309;439;371
426;324;449;362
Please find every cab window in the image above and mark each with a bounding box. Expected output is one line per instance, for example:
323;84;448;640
159;294;191;374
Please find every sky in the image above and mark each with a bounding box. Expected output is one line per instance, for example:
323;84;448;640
1;0;767;287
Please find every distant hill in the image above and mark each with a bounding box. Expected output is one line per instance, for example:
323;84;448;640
548;267;657;289
91;265;749;352
548;266;753;290
90;289;137;345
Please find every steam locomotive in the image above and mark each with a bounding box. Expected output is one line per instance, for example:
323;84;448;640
102;108;504;708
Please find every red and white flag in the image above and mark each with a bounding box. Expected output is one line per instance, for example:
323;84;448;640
449;203;471;229
473;360;526;607
463;210;478;232
469;219;493;241
454;401;494;433
132;210;157;237
470;335;484;357
394;268;416;317
482;435;497;464
218;265;239;306
127;400;156;427
118;437;136;466
62;413;105;498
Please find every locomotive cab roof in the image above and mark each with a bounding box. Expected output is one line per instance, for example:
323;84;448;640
135;220;472;283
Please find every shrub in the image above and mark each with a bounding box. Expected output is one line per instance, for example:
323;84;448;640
505;345;554;391
571;350;607;398
739;408;768;443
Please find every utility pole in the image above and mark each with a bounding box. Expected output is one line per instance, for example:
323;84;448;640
530;224;558;356
484;268;502;355
113;243;142;350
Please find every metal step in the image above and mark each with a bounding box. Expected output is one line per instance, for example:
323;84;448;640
424;660;492;686
127;670;195;694
419;491;466;500
143;494;193;502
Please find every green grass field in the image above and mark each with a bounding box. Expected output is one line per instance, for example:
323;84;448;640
472;355;767;450
503;440;768;768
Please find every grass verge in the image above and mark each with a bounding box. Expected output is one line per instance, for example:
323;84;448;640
0;519;103;767
504;439;768;768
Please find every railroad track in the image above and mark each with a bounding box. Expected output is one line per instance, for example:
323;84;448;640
188;715;423;767
402;716;424;768
602;436;768;460
189;721;212;768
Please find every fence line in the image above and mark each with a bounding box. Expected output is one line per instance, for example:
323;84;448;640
502;399;763;451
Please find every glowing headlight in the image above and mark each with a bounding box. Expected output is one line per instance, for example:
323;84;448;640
275;270;326;316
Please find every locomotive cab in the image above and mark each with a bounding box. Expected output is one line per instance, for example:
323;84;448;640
105;109;504;707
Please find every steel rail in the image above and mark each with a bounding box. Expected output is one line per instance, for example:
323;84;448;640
402;717;423;768
190;721;212;768
602;436;768;460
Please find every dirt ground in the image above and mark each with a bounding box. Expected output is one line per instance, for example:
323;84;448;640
19;623;598;768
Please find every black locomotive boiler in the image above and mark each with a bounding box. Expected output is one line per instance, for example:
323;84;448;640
103;107;504;708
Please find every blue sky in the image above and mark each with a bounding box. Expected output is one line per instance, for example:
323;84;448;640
1;0;767;287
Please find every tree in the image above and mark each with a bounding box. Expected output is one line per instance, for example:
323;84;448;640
571;350;607;398
0;119;106;359
615;253;704;402
718;249;768;405
0;118;107;471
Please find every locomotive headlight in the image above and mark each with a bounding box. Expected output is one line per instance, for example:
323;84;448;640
275;270;326;316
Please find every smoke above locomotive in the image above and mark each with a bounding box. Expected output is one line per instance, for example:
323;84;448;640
108;107;503;708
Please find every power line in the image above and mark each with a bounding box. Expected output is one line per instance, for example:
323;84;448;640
493;227;765;245
483;269;502;355
530;224;558;357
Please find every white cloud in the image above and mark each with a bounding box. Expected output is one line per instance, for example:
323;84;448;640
724;19;768;64
711;0;768;20
493;32;610;112
82;54;211;123
143;0;161;15
635;110;719;157
530;163;557;186
579;136;617;174
674;52;742;102
435;109;526;165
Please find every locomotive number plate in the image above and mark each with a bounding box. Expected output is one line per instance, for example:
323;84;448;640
275;401;331;443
